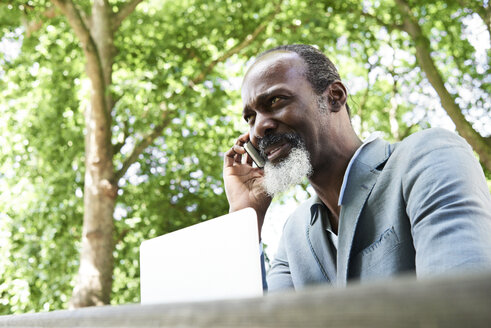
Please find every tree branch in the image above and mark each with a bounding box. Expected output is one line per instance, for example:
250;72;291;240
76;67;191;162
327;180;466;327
400;123;416;140
114;107;172;182
360;11;402;32
191;0;284;85
114;0;283;182
113;121;130;155
112;0;144;31
78;5;90;31
50;0;91;48
22;6;58;37
484;3;491;39
51;0;111;131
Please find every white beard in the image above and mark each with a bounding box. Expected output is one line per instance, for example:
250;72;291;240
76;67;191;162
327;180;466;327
262;146;313;197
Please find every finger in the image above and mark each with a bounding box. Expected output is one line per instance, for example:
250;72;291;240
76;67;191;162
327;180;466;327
245;152;254;166
234;151;242;164
232;144;246;155
224;147;237;168
236;132;250;145
225;132;251;169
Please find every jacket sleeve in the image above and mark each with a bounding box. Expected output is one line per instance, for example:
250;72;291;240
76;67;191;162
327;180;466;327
402;129;491;276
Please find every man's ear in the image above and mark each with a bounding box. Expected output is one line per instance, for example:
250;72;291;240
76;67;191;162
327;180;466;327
325;81;347;113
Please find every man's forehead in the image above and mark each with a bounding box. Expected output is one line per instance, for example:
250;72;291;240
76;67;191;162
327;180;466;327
242;51;306;84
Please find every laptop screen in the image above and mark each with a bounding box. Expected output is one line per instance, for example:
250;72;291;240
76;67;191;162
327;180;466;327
140;208;263;304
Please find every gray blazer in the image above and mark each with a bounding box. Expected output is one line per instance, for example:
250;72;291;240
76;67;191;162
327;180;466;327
267;128;491;291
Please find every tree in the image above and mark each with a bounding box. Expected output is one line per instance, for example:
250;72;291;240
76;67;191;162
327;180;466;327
326;0;490;169
1;0;283;309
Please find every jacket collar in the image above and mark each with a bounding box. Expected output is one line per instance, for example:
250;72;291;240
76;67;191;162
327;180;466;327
308;136;391;225
306;137;393;284
336;137;393;285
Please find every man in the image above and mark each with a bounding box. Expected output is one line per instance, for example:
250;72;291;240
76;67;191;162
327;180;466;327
223;44;491;291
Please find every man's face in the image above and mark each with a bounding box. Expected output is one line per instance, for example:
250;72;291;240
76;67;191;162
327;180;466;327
241;52;329;194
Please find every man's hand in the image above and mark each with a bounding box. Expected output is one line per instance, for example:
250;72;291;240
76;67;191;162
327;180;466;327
223;133;272;237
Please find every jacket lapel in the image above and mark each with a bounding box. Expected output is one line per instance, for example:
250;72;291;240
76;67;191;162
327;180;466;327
307;198;337;284
336;138;392;285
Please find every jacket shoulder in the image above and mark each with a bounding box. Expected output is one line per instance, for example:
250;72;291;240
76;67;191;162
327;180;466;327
396;128;470;153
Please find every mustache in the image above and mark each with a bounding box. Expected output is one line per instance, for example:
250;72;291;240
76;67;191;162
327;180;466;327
258;133;303;157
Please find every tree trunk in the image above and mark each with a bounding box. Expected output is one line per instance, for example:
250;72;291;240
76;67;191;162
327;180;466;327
50;0;118;307
394;0;491;171
69;70;116;307
69;0;117;308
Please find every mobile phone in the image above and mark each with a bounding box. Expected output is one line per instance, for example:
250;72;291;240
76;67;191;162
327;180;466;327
244;141;266;168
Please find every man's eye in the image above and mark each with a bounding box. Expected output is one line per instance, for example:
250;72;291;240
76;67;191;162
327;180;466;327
271;96;281;105
244;114;255;123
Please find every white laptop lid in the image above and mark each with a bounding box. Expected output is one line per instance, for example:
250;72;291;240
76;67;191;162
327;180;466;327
140;208;263;304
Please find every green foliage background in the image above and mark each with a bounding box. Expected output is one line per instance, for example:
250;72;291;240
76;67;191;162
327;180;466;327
0;0;489;314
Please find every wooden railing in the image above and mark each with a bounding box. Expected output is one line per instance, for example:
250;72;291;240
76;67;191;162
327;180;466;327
1;271;490;327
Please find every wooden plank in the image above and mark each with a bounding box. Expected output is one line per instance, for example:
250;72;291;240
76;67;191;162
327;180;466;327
1;271;490;327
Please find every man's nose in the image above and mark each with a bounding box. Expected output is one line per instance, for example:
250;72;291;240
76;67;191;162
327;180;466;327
250;112;278;146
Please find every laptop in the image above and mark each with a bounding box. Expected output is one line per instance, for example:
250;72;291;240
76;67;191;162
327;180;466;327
140;207;263;304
